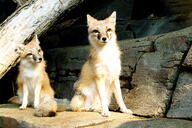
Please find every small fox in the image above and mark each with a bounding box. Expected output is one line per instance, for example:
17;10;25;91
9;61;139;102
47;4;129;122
12;35;57;117
70;11;133;117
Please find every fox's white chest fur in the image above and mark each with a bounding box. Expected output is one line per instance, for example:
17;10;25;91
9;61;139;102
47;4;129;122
20;60;42;88
19;60;42;105
95;40;121;79
20;60;41;79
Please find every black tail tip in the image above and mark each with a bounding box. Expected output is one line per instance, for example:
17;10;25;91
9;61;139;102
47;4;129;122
48;111;56;117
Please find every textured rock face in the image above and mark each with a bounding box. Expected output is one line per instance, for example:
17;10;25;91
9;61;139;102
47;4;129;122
116;118;192;128
41;0;192;47
163;0;192;16
183;45;192;67
120;33;189;117
166;43;192;119
45;26;192;117
45;47;89;99
167;72;192;119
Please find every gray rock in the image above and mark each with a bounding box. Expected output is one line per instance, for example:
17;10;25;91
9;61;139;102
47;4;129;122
120;32;190;117
118;30;135;40
0;104;139;128
42;0;192;48
183;46;192;67
116;118;192;128
45;46;89;99
161;0;192;16
167;72;192;119
43;35;61;48
129;16;189;38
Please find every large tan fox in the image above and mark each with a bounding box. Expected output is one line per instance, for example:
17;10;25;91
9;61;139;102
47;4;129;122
70;11;133;117
11;35;57;117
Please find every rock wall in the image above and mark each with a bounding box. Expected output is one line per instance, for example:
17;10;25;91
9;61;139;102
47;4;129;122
45;47;89;99
40;0;192;48
167;41;192;119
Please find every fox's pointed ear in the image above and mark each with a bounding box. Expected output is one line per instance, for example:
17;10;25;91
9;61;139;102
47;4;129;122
108;11;116;24
31;34;40;44
15;44;25;54
87;14;97;26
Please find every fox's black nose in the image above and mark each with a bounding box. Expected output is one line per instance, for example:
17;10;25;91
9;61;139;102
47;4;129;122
102;37;107;42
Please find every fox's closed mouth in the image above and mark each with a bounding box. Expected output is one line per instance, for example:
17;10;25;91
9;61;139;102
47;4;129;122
99;41;107;44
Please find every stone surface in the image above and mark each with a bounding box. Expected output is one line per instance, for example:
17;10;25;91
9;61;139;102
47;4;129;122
183;45;192;67
44;47;89;99
166;31;192;119
123;33;189;117
128;16;189;39
91;118;192;128
41;0;192;47
43;15;191;47
162;0;192;17
1;104;192;128
167;72;192;119
0;104;142;128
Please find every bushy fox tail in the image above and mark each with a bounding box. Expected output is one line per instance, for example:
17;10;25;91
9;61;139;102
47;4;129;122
34;97;57;117
8;96;70;117
8;96;20;104
34;98;71;117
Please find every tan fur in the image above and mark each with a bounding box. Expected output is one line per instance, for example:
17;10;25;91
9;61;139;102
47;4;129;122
70;12;133;117
8;96;20;104
15;35;57;117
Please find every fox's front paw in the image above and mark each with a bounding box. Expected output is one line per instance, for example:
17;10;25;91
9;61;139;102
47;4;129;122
34;101;39;109
19;106;27;110
101;110;110;117
85;108;94;112
34;104;39;109
120;108;133;114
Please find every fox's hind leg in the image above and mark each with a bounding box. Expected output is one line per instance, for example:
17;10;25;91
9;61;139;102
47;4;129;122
71;83;97;112
70;94;86;112
82;83;97;111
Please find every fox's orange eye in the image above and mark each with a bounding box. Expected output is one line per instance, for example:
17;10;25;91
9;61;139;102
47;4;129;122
92;30;99;33
107;28;112;32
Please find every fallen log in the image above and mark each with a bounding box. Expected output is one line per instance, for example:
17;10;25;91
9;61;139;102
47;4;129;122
0;0;84;79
